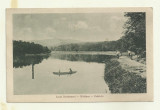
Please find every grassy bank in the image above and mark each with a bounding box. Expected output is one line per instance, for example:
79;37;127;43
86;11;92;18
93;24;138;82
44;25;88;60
104;59;146;93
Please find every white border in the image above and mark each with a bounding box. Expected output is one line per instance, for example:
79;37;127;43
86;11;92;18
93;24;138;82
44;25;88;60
6;8;153;102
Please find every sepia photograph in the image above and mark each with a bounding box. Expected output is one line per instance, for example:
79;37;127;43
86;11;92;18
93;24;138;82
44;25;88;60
6;8;153;102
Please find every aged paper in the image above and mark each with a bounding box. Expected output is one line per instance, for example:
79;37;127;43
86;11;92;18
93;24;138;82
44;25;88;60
6;8;153;102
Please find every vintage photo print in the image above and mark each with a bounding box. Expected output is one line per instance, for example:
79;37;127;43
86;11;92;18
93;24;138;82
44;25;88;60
6;8;153;102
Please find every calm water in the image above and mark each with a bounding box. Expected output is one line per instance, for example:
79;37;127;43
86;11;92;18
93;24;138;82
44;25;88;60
13;52;114;95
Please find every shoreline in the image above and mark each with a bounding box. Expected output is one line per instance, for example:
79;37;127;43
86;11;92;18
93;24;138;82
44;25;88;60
117;56;146;78
25;53;51;56
51;51;116;55
104;57;146;93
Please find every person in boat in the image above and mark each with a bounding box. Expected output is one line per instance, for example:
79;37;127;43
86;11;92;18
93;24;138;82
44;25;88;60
116;50;121;59
69;68;72;74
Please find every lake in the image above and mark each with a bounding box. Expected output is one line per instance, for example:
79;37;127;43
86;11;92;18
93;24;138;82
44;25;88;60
13;51;115;95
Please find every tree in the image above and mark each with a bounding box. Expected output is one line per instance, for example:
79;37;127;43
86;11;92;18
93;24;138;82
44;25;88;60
122;12;146;56
13;40;51;56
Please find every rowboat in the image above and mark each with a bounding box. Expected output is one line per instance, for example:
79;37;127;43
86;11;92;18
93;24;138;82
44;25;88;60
53;71;77;75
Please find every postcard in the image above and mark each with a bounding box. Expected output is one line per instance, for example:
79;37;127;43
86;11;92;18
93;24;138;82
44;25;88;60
6;8;153;102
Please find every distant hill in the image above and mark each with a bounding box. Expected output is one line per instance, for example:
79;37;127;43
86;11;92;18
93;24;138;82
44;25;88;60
53;41;121;51
31;38;82;48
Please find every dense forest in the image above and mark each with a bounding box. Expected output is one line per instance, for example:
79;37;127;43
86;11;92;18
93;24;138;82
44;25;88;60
53;12;146;58
13;40;51;56
52;41;121;51
120;12;146;56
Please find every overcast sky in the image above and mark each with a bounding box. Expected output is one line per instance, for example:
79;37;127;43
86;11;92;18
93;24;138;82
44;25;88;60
13;13;127;42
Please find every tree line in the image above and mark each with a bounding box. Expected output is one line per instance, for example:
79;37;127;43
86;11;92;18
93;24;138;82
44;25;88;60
52;41;121;51
13;40;51;56
53;12;146;58
120;12;146;57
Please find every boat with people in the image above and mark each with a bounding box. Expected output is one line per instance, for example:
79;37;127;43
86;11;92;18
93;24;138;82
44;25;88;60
53;68;77;76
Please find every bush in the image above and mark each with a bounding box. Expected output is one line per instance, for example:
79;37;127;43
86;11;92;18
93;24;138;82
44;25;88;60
104;59;146;93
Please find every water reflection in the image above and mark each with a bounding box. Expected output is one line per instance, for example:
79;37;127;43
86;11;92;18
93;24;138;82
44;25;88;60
13;54;50;68
13;54;50;79
14;53;111;94
50;54;115;63
13;53;114;80
32;64;34;79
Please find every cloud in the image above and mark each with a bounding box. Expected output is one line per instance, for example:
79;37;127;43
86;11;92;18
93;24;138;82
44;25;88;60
13;13;126;41
14;27;57;41
14;27;32;37
90;26;102;32
68;21;89;31
111;16;121;21
13;27;33;40
22;27;32;33
75;21;88;29
45;27;56;34
33;27;56;40
60;17;67;21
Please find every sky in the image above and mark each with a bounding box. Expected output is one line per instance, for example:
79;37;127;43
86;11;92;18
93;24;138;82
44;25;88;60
13;13;127;42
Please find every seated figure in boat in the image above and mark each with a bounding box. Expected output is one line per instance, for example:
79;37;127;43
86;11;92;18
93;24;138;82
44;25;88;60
69;68;72;73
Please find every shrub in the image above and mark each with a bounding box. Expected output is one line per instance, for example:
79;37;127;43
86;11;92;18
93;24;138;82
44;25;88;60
104;59;146;93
